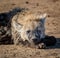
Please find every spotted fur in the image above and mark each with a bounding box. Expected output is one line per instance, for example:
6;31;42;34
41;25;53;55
11;10;47;46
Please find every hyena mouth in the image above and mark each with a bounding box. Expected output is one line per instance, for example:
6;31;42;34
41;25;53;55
33;38;44;45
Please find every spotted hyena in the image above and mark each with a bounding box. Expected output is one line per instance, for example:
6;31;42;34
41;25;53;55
11;10;47;48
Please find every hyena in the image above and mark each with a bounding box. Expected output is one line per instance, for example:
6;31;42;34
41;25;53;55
11;10;47;48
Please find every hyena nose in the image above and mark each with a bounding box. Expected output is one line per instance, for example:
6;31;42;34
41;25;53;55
33;39;37;42
33;38;38;44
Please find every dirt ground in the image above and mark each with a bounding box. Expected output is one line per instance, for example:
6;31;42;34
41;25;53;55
0;0;60;58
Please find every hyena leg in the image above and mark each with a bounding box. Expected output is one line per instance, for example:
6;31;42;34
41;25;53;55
13;37;19;45
11;30;20;45
12;32;23;45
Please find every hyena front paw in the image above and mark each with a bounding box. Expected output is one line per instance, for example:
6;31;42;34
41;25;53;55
37;43;46;49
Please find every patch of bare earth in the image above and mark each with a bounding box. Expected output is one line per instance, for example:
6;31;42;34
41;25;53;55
0;0;60;58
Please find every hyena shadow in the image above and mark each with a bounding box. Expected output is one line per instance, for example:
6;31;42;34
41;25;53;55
0;7;26;44
43;35;60;49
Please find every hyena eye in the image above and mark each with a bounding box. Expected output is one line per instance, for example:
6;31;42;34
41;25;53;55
26;30;31;34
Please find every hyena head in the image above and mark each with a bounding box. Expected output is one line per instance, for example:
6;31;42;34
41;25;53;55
12;12;47;45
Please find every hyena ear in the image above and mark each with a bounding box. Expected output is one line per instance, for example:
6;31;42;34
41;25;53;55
16;23;22;30
39;13;47;24
12;14;23;32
